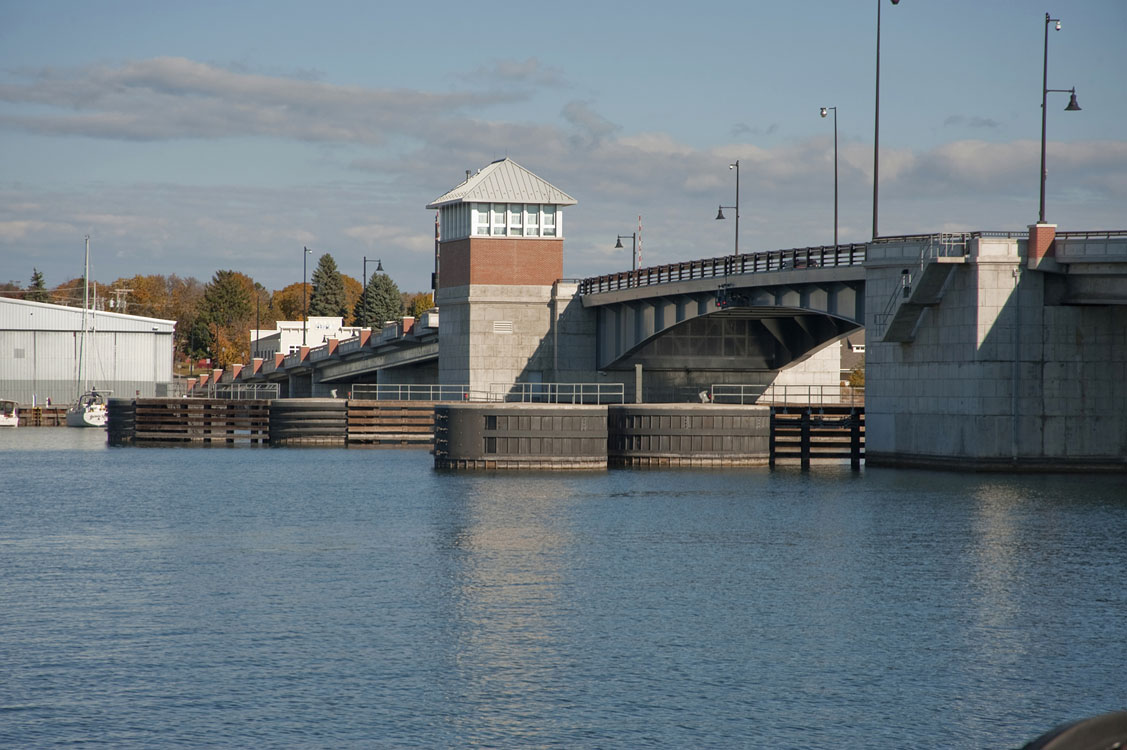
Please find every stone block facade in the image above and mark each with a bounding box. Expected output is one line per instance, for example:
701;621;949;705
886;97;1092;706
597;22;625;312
866;235;1127;469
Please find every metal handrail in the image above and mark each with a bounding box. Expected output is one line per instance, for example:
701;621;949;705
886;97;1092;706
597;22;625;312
578;243;867;296
489;382;626;404
711;383;864;406
349;384;473;401
188;382;279;400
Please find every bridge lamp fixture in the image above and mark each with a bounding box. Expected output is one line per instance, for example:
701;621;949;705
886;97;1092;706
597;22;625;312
363;256;384;294
714;159;740;255
820;106;839;251
614;233;637;271
1039;12;1081;224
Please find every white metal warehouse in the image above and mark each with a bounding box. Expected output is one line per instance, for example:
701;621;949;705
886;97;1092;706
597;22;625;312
0;297;176;406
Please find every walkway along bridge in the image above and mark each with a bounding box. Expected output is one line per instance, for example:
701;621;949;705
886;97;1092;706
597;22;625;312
578;243;867;373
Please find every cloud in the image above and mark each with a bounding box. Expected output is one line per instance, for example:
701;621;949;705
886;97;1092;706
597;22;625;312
943;115;1001;129
561;100;619;144
0;57;515;143
731;122;779;139
457;58;567;88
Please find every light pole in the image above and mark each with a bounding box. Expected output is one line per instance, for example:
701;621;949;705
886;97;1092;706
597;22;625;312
361;256;384;328
614;233;637;271
821;106;839;250
1039;12;1081;224
715;159;740;255
302;246;313;346
874;0;901;240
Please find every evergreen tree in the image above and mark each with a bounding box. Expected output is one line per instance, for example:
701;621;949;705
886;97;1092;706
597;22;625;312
308;253;348;318
200;270;254;367
26;268;49;302
354;272;401;329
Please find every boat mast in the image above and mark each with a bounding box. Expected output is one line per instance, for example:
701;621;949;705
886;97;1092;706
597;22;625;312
79;235;90;397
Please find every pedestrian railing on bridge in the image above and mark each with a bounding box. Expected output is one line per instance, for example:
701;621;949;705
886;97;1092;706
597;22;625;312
711;383;864;406
578;243;867;295
349;384;472;401
188;382;279;400
490;382;626;404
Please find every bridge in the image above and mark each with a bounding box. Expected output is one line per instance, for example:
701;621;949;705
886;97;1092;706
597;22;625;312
579;243;866;372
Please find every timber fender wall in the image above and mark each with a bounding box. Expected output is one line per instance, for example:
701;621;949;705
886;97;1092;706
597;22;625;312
608;404;770;467
269;398;347;447
434;404;608;470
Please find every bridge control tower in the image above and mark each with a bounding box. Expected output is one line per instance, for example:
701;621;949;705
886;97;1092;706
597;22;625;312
427;158;591;396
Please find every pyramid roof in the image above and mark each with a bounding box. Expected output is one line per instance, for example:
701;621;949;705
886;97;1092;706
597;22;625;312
426;158;577;208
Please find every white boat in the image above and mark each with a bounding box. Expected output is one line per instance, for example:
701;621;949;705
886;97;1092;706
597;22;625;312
0;399;18;428
67;236;109;428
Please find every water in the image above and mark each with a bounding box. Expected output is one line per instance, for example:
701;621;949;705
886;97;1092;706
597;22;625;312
2;429;1124;748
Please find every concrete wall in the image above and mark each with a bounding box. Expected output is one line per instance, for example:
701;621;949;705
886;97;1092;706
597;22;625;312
865;235;1127;470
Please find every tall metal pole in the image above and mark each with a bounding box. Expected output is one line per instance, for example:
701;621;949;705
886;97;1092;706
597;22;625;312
302;246;312;346
822;107;839;250
873;0;883;240
1039;13;1056;225
732;160;740;255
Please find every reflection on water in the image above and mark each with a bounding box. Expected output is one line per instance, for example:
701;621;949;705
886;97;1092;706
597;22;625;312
1;443;1125;748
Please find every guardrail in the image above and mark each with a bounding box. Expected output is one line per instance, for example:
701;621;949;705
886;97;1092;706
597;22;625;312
187;382;280;400
711;383;864;406
489;382;626;404
579;243;867;295
350;384;472;401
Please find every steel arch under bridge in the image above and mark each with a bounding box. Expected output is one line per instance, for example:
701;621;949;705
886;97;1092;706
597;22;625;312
579;244;866;372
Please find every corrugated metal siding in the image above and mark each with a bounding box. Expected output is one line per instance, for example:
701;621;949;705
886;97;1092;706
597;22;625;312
0;297;175;333
1;298;175;405
427;158;577;208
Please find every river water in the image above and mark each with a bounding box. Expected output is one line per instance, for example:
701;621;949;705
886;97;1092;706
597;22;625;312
1;428;1124;748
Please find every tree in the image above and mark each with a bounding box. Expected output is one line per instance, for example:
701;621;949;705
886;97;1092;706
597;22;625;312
26;269;49;302
272;282;310;321
406;292;434;319
200;270;255;367
341;274;362;325
308;253;348;318
354;272;401;329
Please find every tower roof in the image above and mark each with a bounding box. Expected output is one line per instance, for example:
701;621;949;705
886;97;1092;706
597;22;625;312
426;158;577;209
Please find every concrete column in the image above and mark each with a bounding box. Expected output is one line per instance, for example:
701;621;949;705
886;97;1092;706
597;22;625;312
634;363;643;403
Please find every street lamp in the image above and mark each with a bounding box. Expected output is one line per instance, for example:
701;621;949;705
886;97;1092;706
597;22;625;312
302;246;313;346
874;0;901;240
614;233;637;271
1039;12;1081;224
715;159;740;255
821;106;839;250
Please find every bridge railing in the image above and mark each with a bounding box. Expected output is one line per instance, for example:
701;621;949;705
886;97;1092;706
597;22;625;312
187;382;280;400
490;382;626;404
579;243;867;295
349;384;473;401
711;383;864;406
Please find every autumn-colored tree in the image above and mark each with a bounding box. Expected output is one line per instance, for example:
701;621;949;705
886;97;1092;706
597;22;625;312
341;275;362;325
1;280;21;299
272;282;310;322
51;278;87;307
405;292;434;319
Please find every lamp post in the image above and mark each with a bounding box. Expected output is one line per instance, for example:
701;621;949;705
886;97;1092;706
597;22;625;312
714;159;740;255
361;256;383;328
302;246;313;346
1039;12;1081;224
821;106;839;250
614;233;637;271
874;0;901;240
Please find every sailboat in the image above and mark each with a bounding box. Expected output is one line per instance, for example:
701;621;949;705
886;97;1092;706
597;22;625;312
66;236;109;428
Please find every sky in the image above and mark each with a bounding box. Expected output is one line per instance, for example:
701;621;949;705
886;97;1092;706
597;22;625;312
2;0;1125;296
